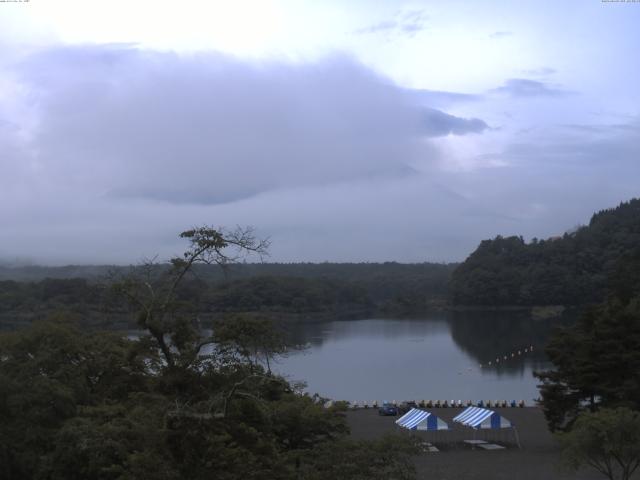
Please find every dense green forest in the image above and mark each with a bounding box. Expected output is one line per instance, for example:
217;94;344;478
450;198;640;306
535;247;640;430
0;262;455;330
0;261;455;284
0;228;418;479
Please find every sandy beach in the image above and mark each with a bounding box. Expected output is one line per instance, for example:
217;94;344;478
346;407;616;480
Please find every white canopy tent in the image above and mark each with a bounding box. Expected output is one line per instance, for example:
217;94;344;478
395;408;449;431
453;406;512;429
453;406;521;448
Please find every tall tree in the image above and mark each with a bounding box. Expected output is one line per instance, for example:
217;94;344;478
559;408;640;480
536;273;640;432
113;226;269;370
213;314;288;374
535;246;640;431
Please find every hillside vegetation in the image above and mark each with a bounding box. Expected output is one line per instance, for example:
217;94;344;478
0;226;419;480
0;263;455;329
450;198;640;306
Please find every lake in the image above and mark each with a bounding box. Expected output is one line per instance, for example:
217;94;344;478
274;311;563;404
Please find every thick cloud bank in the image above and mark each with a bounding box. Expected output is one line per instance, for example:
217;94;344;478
0;45;638;264
7;45;484;206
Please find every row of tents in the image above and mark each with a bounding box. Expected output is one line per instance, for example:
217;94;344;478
395;406;521;448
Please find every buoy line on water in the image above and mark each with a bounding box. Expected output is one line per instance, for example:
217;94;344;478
479;344;535;369
452;344;536;376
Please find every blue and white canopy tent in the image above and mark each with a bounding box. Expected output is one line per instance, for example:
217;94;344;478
453;406;521;448
453;406;512;429
395;408;449;431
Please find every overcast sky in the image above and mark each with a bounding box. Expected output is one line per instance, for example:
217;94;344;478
1;0;639;265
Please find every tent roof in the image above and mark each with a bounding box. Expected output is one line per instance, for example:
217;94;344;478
395;408;449;431
453;406;512;429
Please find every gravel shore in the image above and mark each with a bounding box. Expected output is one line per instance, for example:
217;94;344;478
346;407;613;480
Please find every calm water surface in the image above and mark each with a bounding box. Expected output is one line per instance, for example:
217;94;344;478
275;312;562;403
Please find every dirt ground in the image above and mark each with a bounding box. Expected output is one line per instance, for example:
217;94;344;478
346;407;627;480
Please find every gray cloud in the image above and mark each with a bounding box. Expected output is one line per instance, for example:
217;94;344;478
7;45;489;206
509;121;640;168
399;9;428;35
354;9;427;38
561;123;640;135
422;108;488;136
353;20;398;35
1;45;487;207
491;78;572;97
229;114;640;261
407;88;482;108
1;44;636;265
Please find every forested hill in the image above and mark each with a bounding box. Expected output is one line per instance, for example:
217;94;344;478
0;262;457;329
0;262;454;283
450;198;640;306
0;263;456;310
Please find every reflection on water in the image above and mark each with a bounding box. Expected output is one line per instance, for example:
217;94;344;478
276;312;571;403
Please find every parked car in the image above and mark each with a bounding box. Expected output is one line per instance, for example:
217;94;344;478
378;402;399;416
398;400;417;414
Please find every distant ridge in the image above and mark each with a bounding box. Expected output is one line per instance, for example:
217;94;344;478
0;262;457;330
0;264;123;282
0;262;455;283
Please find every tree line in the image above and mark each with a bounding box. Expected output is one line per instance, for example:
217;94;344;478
450;198;640;306
0;262;455;330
